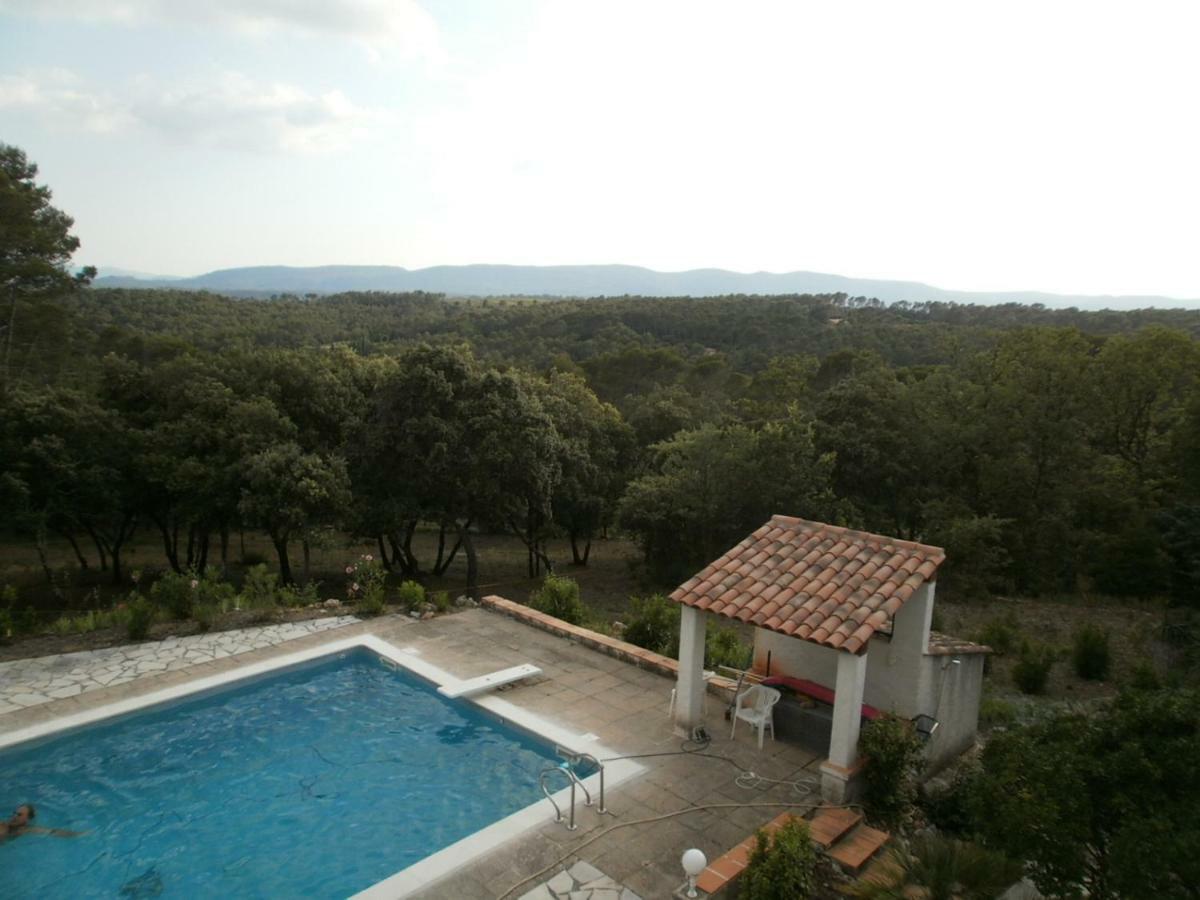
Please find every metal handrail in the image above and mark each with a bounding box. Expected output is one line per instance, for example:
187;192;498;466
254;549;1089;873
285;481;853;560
554;746;607;814
539;763;577;831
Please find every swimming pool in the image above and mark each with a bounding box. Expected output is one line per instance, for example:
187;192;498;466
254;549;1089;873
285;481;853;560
0;637;633;898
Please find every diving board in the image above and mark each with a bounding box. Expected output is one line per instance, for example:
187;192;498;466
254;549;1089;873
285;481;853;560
437;664;542;699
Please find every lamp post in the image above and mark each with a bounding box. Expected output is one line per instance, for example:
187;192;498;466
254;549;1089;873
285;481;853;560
681;848;707;898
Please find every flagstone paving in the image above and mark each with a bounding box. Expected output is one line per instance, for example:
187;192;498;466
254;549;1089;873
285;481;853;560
0;616;358;715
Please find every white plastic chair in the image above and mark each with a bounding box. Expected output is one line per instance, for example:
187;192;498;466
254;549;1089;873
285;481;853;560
730;685;782;749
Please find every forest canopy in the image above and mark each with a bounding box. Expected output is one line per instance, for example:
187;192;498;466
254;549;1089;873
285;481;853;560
4;279;1200;610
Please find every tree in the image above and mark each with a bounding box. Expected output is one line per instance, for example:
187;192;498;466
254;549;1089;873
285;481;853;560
968;687;1200;898
238;443;351;584
1;144;94;391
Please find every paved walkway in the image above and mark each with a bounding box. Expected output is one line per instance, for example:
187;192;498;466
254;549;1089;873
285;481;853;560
0;616;358;715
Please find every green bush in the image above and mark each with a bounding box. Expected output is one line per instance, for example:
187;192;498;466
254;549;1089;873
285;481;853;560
193;602;218;631
127;596;154;641
705;624;751;670
860;714;925;829
740;817;818;900
622;593;678;654
431;590;451;614
278;580;320;608
1012;641;1056;695
240;564;279;609
356;588;386;617
1129;660;1161;691
919;769;982;838
974;611;1020;656
846;833;1023;899
150;572;196;619
0;607;12;642
1071;623;1111;681
397;580;425;612
979;696;1018;728
528;574;586;625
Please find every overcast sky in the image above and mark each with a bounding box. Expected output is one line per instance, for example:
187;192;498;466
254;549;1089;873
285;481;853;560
2;1;1198;299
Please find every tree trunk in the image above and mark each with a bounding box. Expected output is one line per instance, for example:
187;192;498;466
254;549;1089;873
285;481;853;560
185;526;196;570
302;538;311;582
377;534;393;572
60;529;90;570
570;531;591;566
2;287;16;394
220;524;229;568
156;516;181;573
35;522;56;589
85;523;110;571
109;512;137;585
433;521;466;576
273;534;294;585
457;521;478;599
197;531;210;574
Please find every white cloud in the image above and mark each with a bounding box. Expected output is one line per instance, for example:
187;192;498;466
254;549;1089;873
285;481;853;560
0;0;444;63
0;70;134;132
0;69;382;154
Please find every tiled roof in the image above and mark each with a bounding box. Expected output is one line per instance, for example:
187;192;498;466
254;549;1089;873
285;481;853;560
669;515;945;654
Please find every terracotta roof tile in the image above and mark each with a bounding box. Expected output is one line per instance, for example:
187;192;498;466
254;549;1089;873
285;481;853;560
669;515;945;654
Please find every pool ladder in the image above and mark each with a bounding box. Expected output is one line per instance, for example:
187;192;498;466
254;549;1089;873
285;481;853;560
539;747;606;831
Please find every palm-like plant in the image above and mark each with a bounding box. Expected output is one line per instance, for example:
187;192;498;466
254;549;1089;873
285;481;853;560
845;834;1024;900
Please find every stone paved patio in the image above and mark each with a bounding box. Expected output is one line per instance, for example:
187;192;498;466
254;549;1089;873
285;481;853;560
0;616;358;714
0;607;826;899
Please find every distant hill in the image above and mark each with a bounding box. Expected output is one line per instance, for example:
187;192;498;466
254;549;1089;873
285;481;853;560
90;263;1200;309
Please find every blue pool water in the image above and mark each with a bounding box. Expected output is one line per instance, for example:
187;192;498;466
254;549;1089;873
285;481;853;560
0;649;576;898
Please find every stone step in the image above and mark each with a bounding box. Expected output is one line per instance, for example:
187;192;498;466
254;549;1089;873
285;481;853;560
828;823;890;874
807;806;863;848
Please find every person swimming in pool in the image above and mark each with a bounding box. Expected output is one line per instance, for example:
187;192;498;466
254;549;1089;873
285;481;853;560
0;804;86;842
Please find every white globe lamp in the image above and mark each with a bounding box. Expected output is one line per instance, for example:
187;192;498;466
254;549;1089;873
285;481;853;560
681;848;707;898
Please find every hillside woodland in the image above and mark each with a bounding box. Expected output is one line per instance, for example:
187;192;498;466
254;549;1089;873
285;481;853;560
5;143;1200;899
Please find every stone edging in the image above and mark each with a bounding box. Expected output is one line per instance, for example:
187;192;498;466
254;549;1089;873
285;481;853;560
480;595;738;697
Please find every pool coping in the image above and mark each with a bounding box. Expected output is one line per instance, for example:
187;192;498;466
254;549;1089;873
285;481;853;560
0;633;644;899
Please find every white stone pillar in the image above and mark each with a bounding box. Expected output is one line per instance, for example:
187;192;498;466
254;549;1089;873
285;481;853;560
828;650;868;768
673;605;707;737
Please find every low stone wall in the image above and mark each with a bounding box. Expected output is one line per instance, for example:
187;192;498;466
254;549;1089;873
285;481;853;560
480;595;739;696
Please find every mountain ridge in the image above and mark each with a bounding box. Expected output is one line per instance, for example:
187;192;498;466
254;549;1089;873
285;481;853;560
90;263;1200;310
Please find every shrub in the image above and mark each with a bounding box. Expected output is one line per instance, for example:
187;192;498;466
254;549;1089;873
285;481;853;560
622;593;678;654
240;564;279;609
150;572;196;619
193;602;218;631
860;714;925;829
431;590;451;614
345;554;386;615
0;607;11;642
1071;623;1111;681
1129;660;1161;691
278;580;320;608
127;596;154;641
740;817;818;900
979;696;1018;728
397;580;425;612
356;588;386;617
974;611;1020;656
528;574;586;625
705;624;751;670
919;768;982;837
846;834;1023;899
1012;641;1056;695
194;572;236;612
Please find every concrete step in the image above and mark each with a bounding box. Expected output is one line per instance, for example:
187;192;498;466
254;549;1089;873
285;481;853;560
828;823;890;874
807;806;862;848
